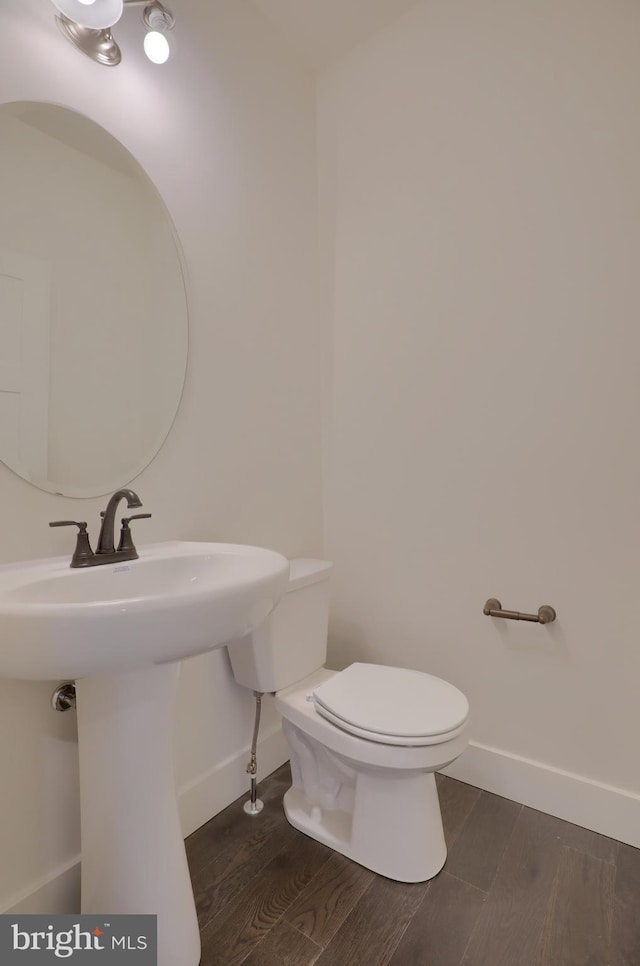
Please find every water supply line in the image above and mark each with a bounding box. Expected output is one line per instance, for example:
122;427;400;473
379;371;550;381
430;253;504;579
243;691;264;816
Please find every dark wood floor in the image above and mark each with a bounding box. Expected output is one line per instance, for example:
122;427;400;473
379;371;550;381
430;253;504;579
186;764;640;966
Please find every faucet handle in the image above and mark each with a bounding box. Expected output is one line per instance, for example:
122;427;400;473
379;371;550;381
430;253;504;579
121;514;152;525
49;521;94;568
49;520;89;532
117;513;152;556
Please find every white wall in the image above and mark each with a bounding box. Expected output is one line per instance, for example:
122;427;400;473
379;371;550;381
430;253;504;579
319;0;640;841
0;0;321;911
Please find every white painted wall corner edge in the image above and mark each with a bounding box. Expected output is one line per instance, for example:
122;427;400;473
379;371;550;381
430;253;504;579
442;741;640;849
1;725;290;916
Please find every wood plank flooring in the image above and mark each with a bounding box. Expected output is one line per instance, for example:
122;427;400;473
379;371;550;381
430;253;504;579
186;765;639;965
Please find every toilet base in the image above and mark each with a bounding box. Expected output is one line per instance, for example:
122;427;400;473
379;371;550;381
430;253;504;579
282;767;447;883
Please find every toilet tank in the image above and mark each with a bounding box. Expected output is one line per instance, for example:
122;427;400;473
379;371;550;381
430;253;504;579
227;558;332;693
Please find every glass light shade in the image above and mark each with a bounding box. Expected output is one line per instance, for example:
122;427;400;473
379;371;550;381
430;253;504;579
51;0;123;28
144;30;170;64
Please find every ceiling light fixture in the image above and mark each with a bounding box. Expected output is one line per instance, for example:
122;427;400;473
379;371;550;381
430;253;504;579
51;0;175;67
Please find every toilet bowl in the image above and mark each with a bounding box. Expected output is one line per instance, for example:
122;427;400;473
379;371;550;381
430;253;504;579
227;560;469;883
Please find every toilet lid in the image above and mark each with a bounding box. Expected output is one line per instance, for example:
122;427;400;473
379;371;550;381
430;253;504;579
312;663;469;745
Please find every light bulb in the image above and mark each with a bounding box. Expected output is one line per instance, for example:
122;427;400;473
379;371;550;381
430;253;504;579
51;0;123;28
144;30;169;64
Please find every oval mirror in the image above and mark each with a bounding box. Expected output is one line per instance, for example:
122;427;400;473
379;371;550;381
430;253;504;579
0;102;188;498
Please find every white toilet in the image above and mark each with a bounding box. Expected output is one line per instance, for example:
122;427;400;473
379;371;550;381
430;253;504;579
227;559;469;883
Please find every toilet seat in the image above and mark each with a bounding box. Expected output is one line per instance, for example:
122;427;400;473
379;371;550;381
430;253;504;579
312;663;469;747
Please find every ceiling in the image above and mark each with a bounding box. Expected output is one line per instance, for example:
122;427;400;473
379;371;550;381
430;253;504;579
251;0;420;70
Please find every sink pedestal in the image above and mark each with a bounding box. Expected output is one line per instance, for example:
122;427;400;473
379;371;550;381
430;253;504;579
76;664;200;966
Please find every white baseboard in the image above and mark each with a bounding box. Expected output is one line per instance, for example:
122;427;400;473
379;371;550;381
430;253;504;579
442;740;640;848
178;723;289;838
2;724;289;916
0;859;81;916
9;733;638;915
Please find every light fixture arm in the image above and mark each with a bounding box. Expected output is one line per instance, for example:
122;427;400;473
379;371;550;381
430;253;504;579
124;0;175;30
56;15;121;66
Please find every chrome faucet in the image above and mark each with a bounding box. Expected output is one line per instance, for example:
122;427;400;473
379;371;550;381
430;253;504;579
96;488;143;555
50;488;151;568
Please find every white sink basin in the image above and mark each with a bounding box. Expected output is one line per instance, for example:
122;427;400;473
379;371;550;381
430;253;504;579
0;541;289;680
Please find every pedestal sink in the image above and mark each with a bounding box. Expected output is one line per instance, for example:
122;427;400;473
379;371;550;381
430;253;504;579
0;541;290;966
